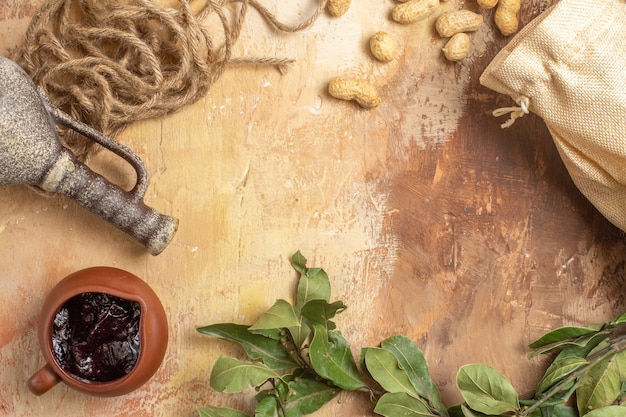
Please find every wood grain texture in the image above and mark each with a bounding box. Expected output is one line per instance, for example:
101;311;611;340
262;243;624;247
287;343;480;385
1;0;625;416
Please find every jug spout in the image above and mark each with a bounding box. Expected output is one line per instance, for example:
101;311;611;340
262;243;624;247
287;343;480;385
0;55;177;255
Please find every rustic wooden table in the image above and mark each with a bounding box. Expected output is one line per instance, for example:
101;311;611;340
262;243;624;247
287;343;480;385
2;0;625;416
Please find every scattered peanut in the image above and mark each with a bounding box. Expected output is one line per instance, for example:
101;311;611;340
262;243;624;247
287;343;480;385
442;32;470;61
369;32;397;62
477;0;499;8
435;10;483;37
328;77;381;109
392;0;439;24
494;0;520;36
328;0;351;17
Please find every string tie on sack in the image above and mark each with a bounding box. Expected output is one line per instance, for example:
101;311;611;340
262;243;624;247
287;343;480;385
492;96;530;128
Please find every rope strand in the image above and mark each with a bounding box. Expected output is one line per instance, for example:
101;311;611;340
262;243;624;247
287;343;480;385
492;96;530;128
12;0;327;161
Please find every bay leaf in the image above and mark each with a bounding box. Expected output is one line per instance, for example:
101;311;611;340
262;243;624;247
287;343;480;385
254;394;280;417
283;377;339;416
196;323;297;370
364;347;417;395
288;314;311;349
577;350;626;413
536;355;588;394
529;325;603;349
291;251;331;307
457;364;519;415
210;356;279;393
609;313;626;326
300;299;346;328
296;266;331;307
584;405;626;417
373;392;436;417
308;324;366;391
529;332;610;359
547;405;579;417
291;251;308;275
380;335;447;416
249;299;301;332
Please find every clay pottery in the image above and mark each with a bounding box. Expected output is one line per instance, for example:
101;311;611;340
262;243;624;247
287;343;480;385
27;267;168;396
0;55;177;255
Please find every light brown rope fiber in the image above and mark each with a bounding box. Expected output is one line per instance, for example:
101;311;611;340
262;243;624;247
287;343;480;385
13;0;328;160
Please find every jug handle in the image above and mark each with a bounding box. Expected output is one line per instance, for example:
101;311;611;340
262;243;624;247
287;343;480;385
39;89;149;201
28;363;62;396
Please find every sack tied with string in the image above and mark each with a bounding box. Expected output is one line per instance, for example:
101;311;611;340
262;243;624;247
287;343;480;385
480;0;626;231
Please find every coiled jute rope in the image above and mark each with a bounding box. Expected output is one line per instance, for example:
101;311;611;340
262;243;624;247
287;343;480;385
13;0;327;160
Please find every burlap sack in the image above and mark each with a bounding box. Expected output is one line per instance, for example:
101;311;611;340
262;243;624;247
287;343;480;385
480;0;626;231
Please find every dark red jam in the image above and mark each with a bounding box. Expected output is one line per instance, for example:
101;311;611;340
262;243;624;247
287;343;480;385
51;292;141;382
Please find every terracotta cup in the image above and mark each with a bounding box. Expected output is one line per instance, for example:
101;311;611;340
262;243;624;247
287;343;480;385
27;267;168;396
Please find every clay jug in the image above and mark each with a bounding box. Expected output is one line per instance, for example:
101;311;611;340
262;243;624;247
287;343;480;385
27;267;168;396
0;56;177;255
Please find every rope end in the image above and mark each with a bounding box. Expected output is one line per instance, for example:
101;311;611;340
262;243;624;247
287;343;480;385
492;96;530;129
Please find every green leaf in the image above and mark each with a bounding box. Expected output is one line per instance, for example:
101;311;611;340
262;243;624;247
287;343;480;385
360;347;375;380
291;251;331;305
308;324;367;390
291;251;308;275
447;405;490;417
535;379;578;407
584;406;626;417
198;406;250;417
289;251;332;345
300;299;346;329
586;339;612;358
254;387;273;403
380;335;448;416
446;405;465;417
295;261;331;307
577;350;626;413
210;356;279;393
528;325;603;349
459;405;489;417
548;405;579;417
256;373;293;403
254;394;280;417
283;377;339;416
529;332;610;359
288;314;311;349
610;313;626;326
618;380;626;403
536;356;588;394
196;323;297;370
374;392;436;417
249;299;301;331
522;404;577;417
457;364;519;415
364;347;418;395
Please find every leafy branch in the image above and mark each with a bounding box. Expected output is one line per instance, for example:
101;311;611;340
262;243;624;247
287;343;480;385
196;251;626;417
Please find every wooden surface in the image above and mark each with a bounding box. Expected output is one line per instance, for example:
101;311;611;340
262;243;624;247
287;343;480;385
2;1;626;416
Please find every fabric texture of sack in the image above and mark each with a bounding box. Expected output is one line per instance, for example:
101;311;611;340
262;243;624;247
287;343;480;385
480;0;626;231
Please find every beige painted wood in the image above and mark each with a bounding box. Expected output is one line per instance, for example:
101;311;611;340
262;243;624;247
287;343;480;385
2;1;625;416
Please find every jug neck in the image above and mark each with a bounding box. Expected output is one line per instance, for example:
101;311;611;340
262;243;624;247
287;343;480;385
39;149;177;255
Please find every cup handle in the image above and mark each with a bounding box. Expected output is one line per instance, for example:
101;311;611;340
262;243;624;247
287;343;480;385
28;363;62;395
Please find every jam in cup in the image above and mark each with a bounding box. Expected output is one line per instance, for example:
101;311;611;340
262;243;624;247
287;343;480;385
28;267;168;396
